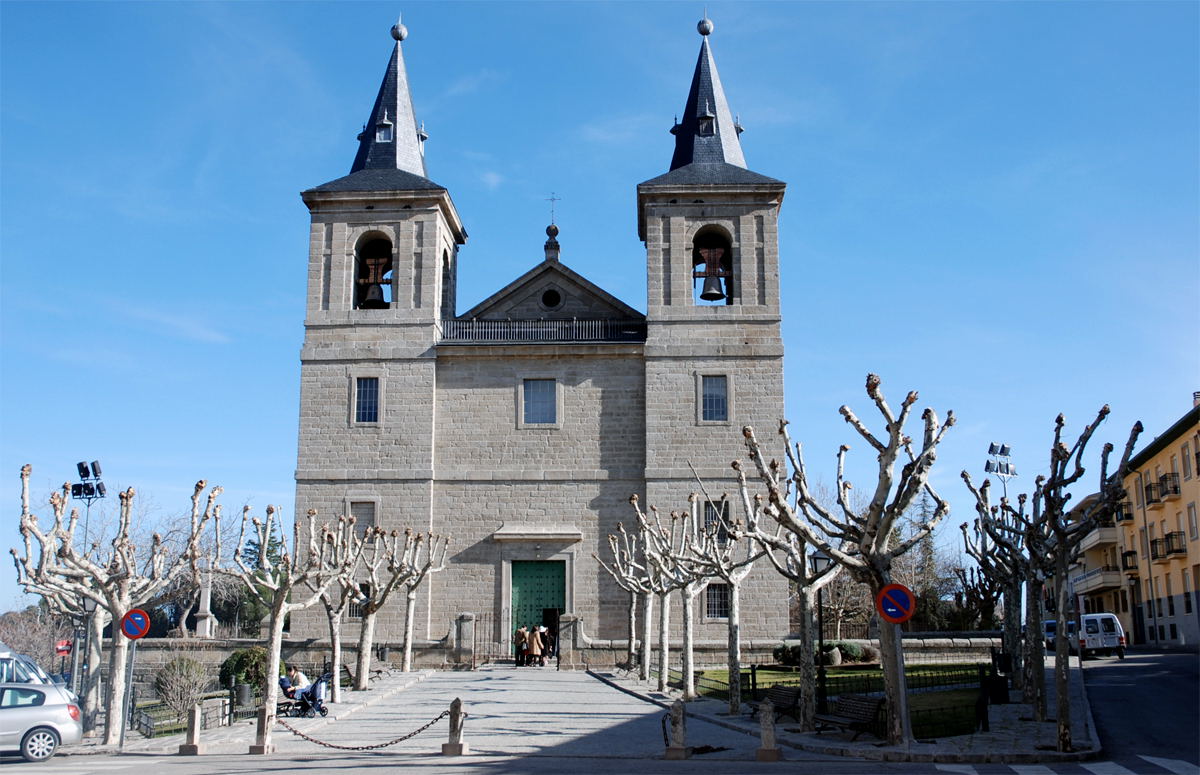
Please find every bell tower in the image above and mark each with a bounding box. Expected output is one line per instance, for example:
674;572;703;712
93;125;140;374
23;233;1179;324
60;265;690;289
638;16;786;505
293;19;466;600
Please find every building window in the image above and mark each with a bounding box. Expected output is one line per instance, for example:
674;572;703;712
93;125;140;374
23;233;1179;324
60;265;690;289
706;583;730;620
350;501;376;538
1184;570;1193;615
522;379;557;425
1140;527;1148;558
1167;575;1176;617
1120;589;1128;613
348;582;370;620
354;377;380;424
1183;443;1193;480
699;374;730;423
704;500;730;545
355;237;393;309
376;123;393;143
1188;503;1198;540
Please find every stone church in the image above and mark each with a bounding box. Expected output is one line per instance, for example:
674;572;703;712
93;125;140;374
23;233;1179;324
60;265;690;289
291;16;790;655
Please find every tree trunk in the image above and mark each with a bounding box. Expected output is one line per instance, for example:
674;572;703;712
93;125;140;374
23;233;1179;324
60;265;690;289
325;606;343;704
82;612;106;736
795;586;817;731
254;600;288;754
355;608;377;690
656;591;670;692
626;590;638;670
1024;576;1046;720
639;593;652;681
681;585;697;700
1003;579;1023;689
726;579;743;715
1053;559;1073;752
102;631;130;745
874;588;911;746
402;588;417;672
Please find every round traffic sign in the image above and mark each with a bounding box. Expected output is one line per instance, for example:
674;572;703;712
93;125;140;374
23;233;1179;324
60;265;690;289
875;583;916;624
120;609;151;640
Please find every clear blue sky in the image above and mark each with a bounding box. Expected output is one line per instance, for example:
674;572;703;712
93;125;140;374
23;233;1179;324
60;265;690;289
2;1;1197;610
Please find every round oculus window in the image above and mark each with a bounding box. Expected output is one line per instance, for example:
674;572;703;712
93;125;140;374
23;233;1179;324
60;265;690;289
541;289;562;309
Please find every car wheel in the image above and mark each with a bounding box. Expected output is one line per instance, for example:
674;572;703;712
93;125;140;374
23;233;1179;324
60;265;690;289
21;727;59;762
1117;647;1126;660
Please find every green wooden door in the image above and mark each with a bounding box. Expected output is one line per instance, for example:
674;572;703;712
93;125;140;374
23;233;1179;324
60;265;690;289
511;560;565;635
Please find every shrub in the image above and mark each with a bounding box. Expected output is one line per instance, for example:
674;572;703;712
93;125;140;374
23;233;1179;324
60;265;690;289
154;657;211;722
833;641;863;662
787;645;808;666
219;646;270;688
773;644;789;665
859;644;880;663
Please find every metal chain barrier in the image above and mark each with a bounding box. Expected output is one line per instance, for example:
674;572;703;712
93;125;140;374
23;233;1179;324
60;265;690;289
275;709;457;751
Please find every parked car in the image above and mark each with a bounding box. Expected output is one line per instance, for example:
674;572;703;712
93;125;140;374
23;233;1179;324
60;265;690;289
1078;612;1126;659
0;682;81;761
1043;619;1076;652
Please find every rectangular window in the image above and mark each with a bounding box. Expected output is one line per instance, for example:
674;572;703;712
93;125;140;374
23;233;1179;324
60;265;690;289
355;377;379;423
522;379;556;425
350;501;376;538
1184;444;1194;480
701;375;728;422
704;500;730;545
1140;527;1149;558
706;583;731;620
1184;570;1193;615
1188;503;1198;540
1167;575;1176;617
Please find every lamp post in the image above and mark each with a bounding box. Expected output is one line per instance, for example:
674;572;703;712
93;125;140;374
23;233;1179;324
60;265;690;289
70;461;106;547
80;596;98;733
810;551;832;714
984;443;1016;500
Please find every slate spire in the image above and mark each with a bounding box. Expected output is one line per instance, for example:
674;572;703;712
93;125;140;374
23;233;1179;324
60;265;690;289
668;16;747;171
350;18;428;176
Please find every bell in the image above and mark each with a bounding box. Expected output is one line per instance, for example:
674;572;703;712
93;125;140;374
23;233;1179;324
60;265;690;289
700;275;725;301
359;283;388;309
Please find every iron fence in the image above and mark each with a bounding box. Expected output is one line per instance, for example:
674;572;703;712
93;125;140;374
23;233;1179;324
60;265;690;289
438;319;646;344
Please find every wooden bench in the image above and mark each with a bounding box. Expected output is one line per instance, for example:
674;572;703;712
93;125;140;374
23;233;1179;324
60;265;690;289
749;685;803;723
813;694;884;740
340;663;388;688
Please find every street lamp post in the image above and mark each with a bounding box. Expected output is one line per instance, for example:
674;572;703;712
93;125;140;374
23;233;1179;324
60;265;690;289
80;596;98;734
810;551;832;714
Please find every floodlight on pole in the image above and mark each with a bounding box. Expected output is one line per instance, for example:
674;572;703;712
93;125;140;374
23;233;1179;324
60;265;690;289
985;442;1017;499
70;459;106;546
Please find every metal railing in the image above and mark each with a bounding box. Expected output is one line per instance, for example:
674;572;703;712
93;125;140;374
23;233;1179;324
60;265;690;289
1114;503;1134;522
438;318;646;344
1159;473;1181;498
1121;550;1138;571
1145;482;1162;506
1165;531;1188;554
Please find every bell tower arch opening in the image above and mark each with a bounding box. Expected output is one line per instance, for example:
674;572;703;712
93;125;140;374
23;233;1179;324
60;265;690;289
692;227;733;306
355;235;394;309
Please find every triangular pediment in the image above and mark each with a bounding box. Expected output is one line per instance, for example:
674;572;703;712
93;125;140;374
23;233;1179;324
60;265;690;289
459;261;643;321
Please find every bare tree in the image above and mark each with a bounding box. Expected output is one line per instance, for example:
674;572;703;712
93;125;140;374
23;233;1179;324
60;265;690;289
308;517;366;703
218;505;351;754
0;605;72;673
595;523;655;681
732;464;841;730
398;532;449;674
12;467;212;743
740;374;954;744
960;507;1026;689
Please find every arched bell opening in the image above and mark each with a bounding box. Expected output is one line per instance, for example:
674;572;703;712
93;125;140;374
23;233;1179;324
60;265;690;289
691;228;733;306
355;237;393;309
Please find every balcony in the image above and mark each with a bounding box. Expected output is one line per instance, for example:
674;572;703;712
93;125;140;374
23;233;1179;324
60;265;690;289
1150;538;1170;564
1113;502;1134;523
1159;472;1181;502
1072;565;1123;594
1079;525;1120;552
1145;482;1163;511
1121;550;1138;572
437;318;647;345
1165;531;1188;556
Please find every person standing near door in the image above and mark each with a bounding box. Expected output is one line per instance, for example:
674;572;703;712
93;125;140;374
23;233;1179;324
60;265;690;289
526;624;544;667
513;625;528;667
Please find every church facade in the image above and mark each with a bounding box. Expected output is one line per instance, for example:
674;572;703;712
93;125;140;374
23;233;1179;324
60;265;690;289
291;16;790;652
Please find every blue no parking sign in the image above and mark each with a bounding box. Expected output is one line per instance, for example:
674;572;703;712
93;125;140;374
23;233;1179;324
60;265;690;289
120;609;150;640
875;583;916;624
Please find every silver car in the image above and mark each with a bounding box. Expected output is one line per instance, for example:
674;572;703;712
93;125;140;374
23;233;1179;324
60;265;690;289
0;682;82;761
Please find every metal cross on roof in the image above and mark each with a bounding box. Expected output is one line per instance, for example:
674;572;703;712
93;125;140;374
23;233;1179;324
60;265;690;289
546;192;561;224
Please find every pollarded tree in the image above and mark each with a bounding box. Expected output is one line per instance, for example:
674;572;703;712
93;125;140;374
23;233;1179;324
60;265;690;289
398;531;450;674
595;523;655;680
218;506;353;754
12;467;213;743
741;374;954;744
308;516;366;703
731;467;842;731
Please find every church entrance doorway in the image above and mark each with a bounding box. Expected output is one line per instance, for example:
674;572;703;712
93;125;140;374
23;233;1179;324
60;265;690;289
511;560;565;631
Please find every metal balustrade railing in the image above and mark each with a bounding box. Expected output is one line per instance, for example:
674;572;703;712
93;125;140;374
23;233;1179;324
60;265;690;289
438;318;646;344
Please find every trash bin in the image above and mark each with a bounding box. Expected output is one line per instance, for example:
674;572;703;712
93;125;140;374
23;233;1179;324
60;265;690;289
994;651;1013;674
236;683;253;707
988;674;1009;705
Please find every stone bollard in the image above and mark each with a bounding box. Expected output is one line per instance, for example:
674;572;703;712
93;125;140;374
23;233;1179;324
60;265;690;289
441;697;469;756
664;699;689;760
248;706;274;755
755;699;782;762
178;703;205;755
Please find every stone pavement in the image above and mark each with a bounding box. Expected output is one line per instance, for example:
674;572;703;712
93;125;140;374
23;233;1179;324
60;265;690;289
59;656;1096;766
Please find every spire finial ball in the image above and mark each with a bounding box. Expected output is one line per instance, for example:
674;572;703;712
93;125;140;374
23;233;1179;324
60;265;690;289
697;17;714;36
391;21;408;41
546;224;559;238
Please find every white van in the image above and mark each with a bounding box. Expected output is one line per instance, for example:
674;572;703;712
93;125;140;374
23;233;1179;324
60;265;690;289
1078;613;1126;659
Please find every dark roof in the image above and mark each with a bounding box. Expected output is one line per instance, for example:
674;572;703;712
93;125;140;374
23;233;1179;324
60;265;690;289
1128;405;1200;472
668;32;747;171
639;162;782;188
350;37;429;177
305;168;445;194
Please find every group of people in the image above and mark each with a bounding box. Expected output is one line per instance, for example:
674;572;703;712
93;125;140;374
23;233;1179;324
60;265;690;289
513;624;555;667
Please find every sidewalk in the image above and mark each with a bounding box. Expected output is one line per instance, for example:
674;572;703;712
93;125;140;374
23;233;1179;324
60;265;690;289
592;655;1099;764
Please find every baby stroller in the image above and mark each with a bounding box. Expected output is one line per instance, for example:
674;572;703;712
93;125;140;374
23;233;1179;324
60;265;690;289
278;671;330;718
